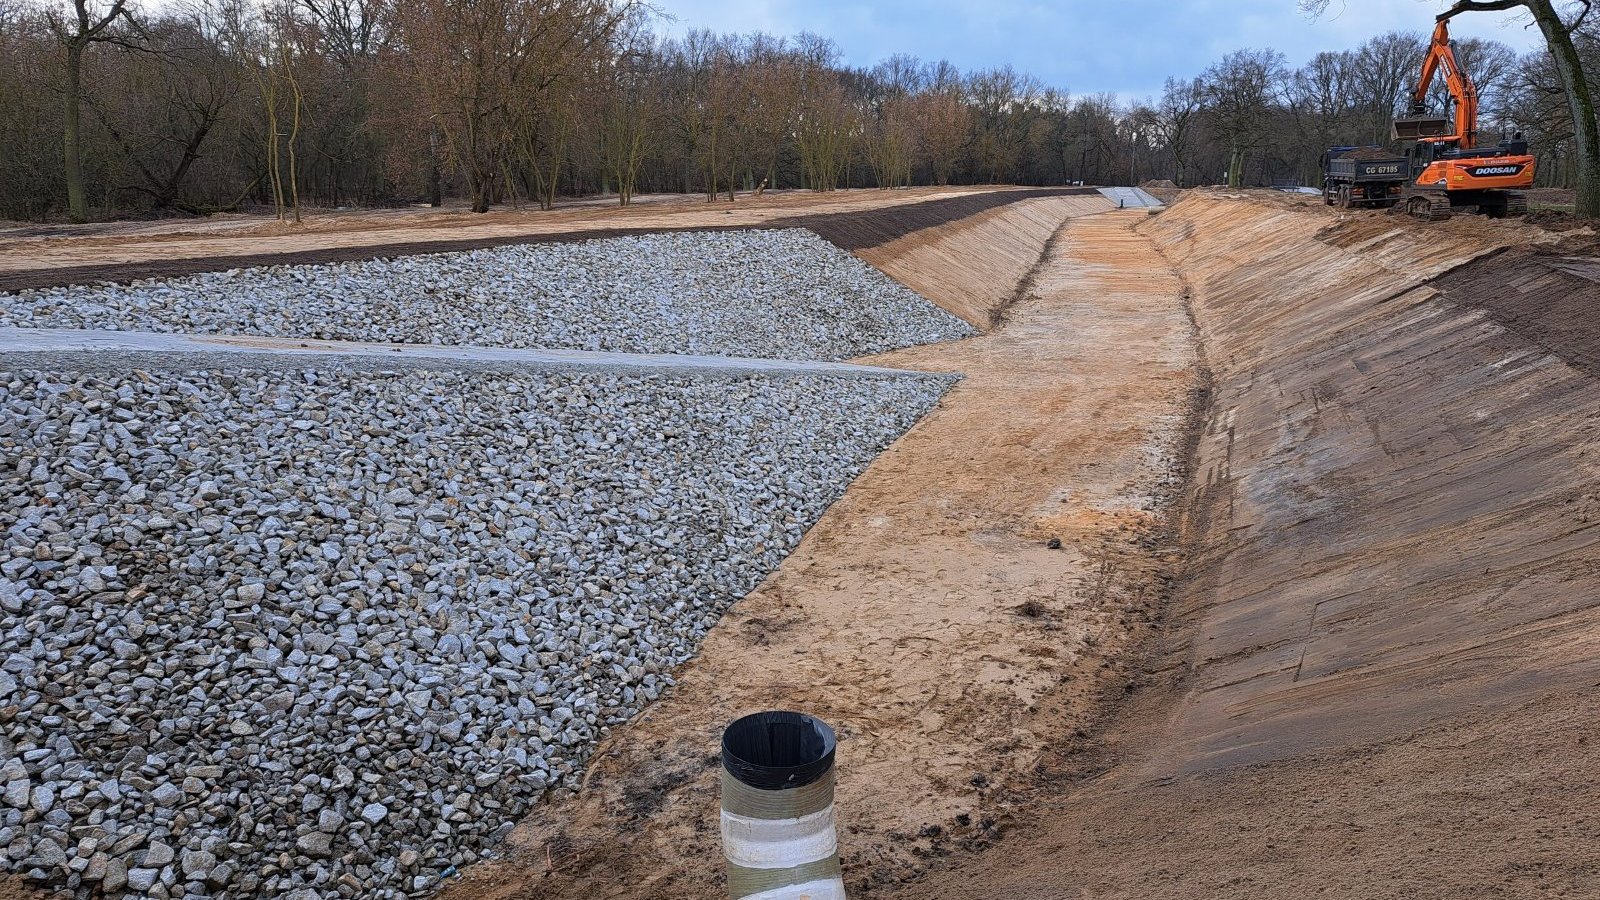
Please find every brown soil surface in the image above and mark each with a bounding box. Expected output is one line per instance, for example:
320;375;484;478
884;192;1600;899
0;186;1093;291
858;195;1112;328
1432;249;1600;377
1525;186;1577;209
0;188;972;259
1139;180;1184;205
1334;146;1405;160
435;206;1200;899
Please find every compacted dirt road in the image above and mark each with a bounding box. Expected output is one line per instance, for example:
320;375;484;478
440;205;1201;898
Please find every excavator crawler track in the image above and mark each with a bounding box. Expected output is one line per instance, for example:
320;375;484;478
1407;194;1453;222
1504;191;1529;218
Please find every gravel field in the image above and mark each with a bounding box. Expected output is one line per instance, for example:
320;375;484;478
0;230;976;360
0;364;953;898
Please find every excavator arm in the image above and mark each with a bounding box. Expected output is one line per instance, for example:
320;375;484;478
1393;17;1479;148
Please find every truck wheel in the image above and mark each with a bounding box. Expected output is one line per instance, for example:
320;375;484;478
1337;186;1352;209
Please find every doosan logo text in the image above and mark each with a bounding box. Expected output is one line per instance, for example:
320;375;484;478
1469;165;1522;176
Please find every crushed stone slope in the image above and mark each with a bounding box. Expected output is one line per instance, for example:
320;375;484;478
0;365;952;899
0;230;973;362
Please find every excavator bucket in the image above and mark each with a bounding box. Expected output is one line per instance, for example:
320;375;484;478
1393;114;1451;141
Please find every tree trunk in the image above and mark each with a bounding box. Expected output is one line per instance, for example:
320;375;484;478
153;118;215;211
287;72;302;224
470;165;492;213
63;42;87;224
1527;0;1600;216
1228;147;1244;187
428;128;443;207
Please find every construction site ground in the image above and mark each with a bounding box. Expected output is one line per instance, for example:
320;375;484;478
4;185;1598;899
0;187;1094;292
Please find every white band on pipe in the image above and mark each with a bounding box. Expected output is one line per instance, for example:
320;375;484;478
738;878;849;900
721;805;839;870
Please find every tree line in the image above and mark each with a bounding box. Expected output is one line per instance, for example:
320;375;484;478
0;0;1597;222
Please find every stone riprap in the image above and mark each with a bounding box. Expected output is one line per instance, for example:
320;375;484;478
0;230;975;361
0;365;952;897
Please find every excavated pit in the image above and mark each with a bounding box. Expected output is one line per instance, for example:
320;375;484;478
895;192;1600;899
7;187;1597;900
435;195;1194;900
430;193;1600;900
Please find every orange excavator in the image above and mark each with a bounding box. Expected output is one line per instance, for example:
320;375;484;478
1392;12;1535;220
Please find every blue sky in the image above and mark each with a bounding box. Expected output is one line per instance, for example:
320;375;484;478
652;0;1544;101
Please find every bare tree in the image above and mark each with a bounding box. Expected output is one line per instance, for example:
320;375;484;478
1201;48;1287;187
912;61;971;186
794;34;853;191
1156;76;1204;185
1430;36;1520;133
967;66;1042;183
597;25;655;204
33;0;1600;220
660;30;713;195
742;33;801;190
862;56;919;189
296;0;385;65
83;0;252;215
48;0;141;223
397;0;631;212
0;0;64;219
1125;103;1159;184
1066;93;1121;184
227;1;304;221
1284;51;1358;183
1352;31;1426;145
700;36;743;200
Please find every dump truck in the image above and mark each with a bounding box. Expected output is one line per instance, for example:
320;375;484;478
1390;12;1534;220
1321;147;1409;209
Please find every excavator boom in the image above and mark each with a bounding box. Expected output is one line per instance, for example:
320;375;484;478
1392;17;1477;145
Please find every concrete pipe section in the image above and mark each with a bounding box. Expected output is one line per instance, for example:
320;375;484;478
720;713;846;900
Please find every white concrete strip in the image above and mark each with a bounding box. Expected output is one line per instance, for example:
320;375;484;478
0;327;923;378
721;806;840;869
1098;186;1164;209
